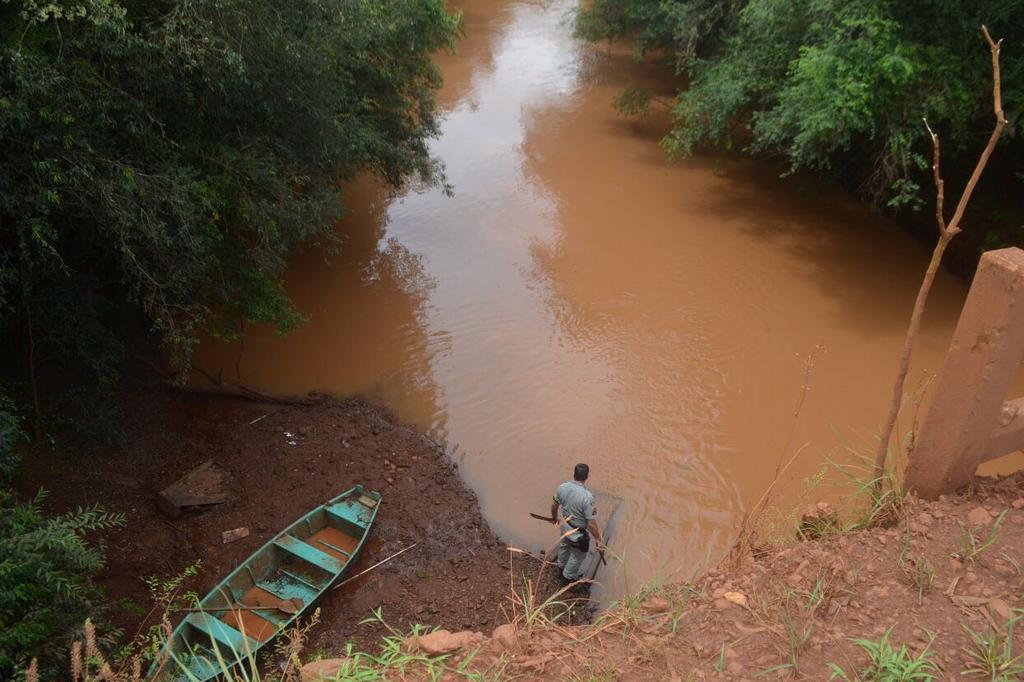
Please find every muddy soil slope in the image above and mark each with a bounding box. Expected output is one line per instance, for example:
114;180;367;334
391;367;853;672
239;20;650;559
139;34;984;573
385;474;1024;680
24;387;587;653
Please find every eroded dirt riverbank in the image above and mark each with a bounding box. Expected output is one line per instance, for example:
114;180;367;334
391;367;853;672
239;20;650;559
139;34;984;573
344;475;1024;679
23;385;588;652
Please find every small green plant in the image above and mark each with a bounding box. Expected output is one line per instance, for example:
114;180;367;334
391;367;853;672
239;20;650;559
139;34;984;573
144;562;202;610
569;659;619;682
667;583;698;634
897;554;935;605
827;450;908;532
748;586;814;673
828;626;939;681
510;574;575;630
961;608;1024;680
803;568;834;611
595;577;701;646
778;603;814;670
764;568;836;672
713;643;727;673
897;526;934;604
998;551;1024;594
953;511;1008;564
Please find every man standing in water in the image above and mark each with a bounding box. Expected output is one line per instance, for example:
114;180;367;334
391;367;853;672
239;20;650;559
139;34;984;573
550;463;605;583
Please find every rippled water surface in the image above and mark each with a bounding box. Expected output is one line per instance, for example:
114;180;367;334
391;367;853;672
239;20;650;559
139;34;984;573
195;0;1018;598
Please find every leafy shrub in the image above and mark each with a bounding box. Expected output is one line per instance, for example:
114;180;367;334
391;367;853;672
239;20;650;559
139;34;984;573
0;489;125;678
0;0;462;437
577;0;1024;210
0;393;21;483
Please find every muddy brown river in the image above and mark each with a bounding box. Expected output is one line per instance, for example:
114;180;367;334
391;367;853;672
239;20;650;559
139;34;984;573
195;0;1020;599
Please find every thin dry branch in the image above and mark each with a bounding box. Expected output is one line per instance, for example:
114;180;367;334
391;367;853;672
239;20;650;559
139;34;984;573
923;119;945;236
730;344;823;560
873;26;1007;482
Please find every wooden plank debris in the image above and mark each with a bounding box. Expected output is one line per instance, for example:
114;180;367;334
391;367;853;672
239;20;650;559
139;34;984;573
158;460;228;519
222;527;250;544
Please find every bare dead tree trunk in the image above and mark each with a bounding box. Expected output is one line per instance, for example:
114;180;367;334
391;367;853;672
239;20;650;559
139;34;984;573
235;320;245;385
873;26;1007;481
26;302;42;442
170;381;329;406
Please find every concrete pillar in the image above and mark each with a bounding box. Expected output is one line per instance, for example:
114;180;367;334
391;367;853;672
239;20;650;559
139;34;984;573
982;396;1024;463
905;248;1024;498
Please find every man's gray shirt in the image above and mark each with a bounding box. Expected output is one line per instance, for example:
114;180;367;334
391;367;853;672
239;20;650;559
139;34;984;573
554;481;596;540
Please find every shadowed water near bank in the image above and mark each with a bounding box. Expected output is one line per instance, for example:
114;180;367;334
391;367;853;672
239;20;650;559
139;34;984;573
193;0;1022;602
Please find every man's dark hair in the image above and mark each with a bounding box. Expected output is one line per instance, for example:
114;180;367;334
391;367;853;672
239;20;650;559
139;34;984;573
574;463;589;482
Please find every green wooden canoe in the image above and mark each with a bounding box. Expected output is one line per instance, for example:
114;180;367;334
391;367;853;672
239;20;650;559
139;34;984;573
150;484;381;681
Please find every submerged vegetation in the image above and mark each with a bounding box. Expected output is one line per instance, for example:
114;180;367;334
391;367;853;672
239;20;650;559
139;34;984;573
576;0;1022;215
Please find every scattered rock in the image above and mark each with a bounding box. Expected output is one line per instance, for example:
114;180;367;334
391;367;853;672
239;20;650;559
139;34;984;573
989;598;1012;621
1012;498;1024;510
405;630;485;655
799;502;840;539
723;591;748;607
491;623;518;650
967;506;993;526
300;658;348;681
643;596;670;613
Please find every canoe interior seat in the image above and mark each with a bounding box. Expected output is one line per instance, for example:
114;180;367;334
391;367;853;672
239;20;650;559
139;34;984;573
187;613;257;657
216;586;285;642
235;586;291;625
172;646;219;681
327;501;373;530
273;534;343;579
308;526;359;562
219;610;276;644
257;569;320;608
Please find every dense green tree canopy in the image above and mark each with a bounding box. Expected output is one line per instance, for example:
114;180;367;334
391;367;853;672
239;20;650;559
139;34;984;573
1;0;460;435
577;0;1022;210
